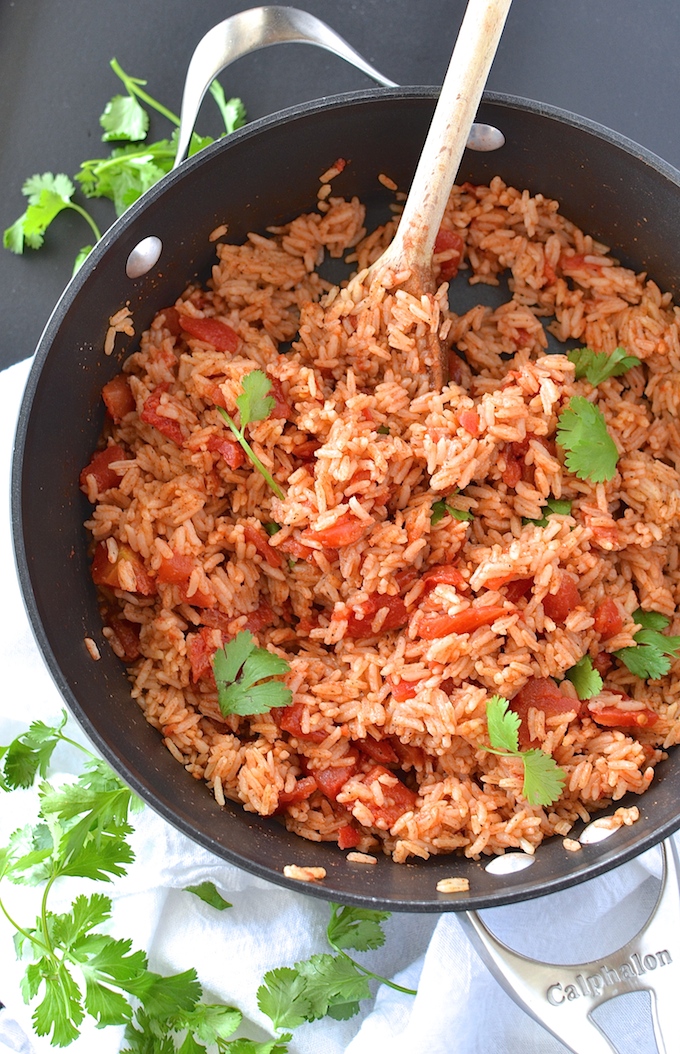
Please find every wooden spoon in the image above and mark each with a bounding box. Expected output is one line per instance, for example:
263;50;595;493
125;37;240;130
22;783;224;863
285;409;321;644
368;0;513;387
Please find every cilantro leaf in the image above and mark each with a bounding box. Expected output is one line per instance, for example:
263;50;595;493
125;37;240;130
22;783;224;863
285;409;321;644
556;396;619;483
209;81;247;134
521;749;568;807
485;695;520;753
184;881;232;911
431;493;474;525
524;497;573;528
238;370;276;428
481;696;566;807
632;607;670;631
226;1039;292;1054
568;345;641;386
31;960;84;1046
257;967;311;1030
100;94;149;141
564;655;603;700
213;631;292;717
326;903;390;952
1;710;68;790
217;371;284;498
615;608;680;680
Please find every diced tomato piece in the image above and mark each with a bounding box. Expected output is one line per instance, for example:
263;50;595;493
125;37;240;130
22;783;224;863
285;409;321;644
543;574;580;624
278;537;316;563
188;627;218;684
511;677;582;746
332;157;347;173
278;702;328;743
243;602;277;634
362;765;417;829
484;572;515;591
505;578;534;604
392;739;426;771
422;565;467;591
459;409;480;436
358;737;399;765
337;824;361;849
433;228;464;281
344;593;409;638
395;568;419;592
159;306;182;335
179;315;240;353
293;439;321;461
266;374;292;420
591;525;620;550
502;453;523;488
417;606;507;639
156;551;214;608
314;754;359;801
543;259;557;284
593;598;624;641
140;384;184;445
592;651;614;677
80;445;128;492
243;523;283;569
301;513;371;549
102;375;135;423
107;616;141;662
91;542;155;596
387;676;419;701
277;775;318;807
206;434;246;469
157;552;195;585
589;705;658;729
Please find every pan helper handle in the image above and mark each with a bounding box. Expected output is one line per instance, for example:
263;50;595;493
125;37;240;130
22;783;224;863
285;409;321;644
459;838;680;1054
173;5;504;168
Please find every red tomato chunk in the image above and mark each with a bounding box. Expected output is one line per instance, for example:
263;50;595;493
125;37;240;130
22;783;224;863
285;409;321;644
337;824;361;850
543;574;580;624
156;552;214;608
278;702;328;743
433;228;464;281
206;434;246;469
344;594;409;638
266;374;292;420
362;765;417;829
511;677;582;746
357;737;399;765
314;755;359;800
107;616;141;662
102;375;135;423
243;523;283;569
179;315;240;353
417;606;507;640
140;385;184;445
422;565;467;591
593;598;624;641
301;513;371;549
458;409;480;436
277;775;318;807
589;705;658;729
80;445;127;493
91;542;155;596
188;627;218;684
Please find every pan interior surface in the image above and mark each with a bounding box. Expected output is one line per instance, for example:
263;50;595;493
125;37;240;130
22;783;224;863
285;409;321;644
13;90;680;910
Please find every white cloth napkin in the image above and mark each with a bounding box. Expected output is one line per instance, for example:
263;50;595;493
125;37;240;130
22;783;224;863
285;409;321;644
0;357;671;1054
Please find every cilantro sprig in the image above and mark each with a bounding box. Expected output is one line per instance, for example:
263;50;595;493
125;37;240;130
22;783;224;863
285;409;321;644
183;881;232;912
568;345;641;386
615;607;680;680
213;630;292;717
564;655;603;700
431;492;474;525
523;497;572;528
556;396;619;483
480;695;566;806
257;903;415;1031
217;371;285;498
4;59;246;270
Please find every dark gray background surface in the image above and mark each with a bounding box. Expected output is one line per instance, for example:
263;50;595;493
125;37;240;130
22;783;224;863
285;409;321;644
1;0;679;370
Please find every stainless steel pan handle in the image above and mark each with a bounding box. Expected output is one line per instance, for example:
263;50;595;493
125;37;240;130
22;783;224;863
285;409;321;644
459;838;680;1054
173;5;505;167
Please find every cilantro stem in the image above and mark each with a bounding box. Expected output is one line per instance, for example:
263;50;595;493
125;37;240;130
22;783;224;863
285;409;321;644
329;944;418;996
82;146;176;175
67;203;102;243
40;873;59;956
0;895;52;957
110;58;180;126
217;408;285;500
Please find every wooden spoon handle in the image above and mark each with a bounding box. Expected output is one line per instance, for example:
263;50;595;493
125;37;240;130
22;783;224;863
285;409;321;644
378;0;512;279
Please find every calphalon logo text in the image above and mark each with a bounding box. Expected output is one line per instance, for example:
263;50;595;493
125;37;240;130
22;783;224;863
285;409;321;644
547;950;672;1005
